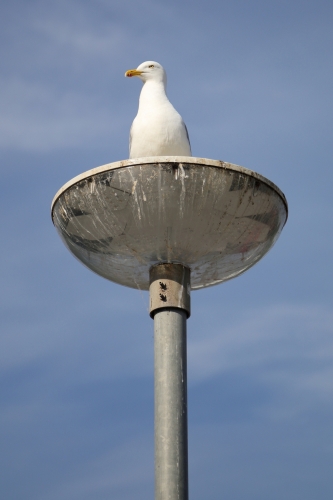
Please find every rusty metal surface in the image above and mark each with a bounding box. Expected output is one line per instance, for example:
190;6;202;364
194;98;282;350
51;158;288;290
149;264;191;318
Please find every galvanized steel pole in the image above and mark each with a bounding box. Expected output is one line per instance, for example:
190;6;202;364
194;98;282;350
150;264;191;500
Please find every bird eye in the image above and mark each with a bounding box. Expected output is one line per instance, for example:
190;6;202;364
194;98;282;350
148;64;154;68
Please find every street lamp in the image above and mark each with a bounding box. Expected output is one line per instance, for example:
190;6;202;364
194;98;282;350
51;156;288;500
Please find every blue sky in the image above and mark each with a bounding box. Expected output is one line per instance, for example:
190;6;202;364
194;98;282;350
1;0;333;498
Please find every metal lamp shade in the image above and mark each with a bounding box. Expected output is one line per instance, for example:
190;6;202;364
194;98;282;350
51;157;288;290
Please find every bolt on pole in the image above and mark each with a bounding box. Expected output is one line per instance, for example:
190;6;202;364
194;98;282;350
150;264;191;500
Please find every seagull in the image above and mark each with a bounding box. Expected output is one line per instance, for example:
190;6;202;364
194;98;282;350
125;61;192;159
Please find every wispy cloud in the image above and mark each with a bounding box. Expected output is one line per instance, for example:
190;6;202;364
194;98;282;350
0;76;125;151
43;433;153;500
188;303;333;402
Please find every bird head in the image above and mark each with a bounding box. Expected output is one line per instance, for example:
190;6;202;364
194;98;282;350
125;61;167;85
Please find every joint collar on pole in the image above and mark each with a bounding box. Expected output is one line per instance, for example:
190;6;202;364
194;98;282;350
149;263;191;319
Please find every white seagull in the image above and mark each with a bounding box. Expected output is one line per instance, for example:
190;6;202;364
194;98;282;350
125;61;192;159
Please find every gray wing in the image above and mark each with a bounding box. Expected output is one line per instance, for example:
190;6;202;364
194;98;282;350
184;122;192;155
129;123;133;157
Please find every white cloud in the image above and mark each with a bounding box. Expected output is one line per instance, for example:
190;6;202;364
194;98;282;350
0;286;151;379
43;433;153;500
188;303;333;402
32;17;126;60
0;77;125;151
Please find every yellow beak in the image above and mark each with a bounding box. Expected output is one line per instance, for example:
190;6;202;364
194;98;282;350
125;69;143;78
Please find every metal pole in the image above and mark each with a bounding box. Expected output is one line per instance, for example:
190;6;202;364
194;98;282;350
149;264;191;500
154;308;188;500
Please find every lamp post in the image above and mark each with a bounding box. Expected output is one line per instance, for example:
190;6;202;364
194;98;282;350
52;156;288;500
